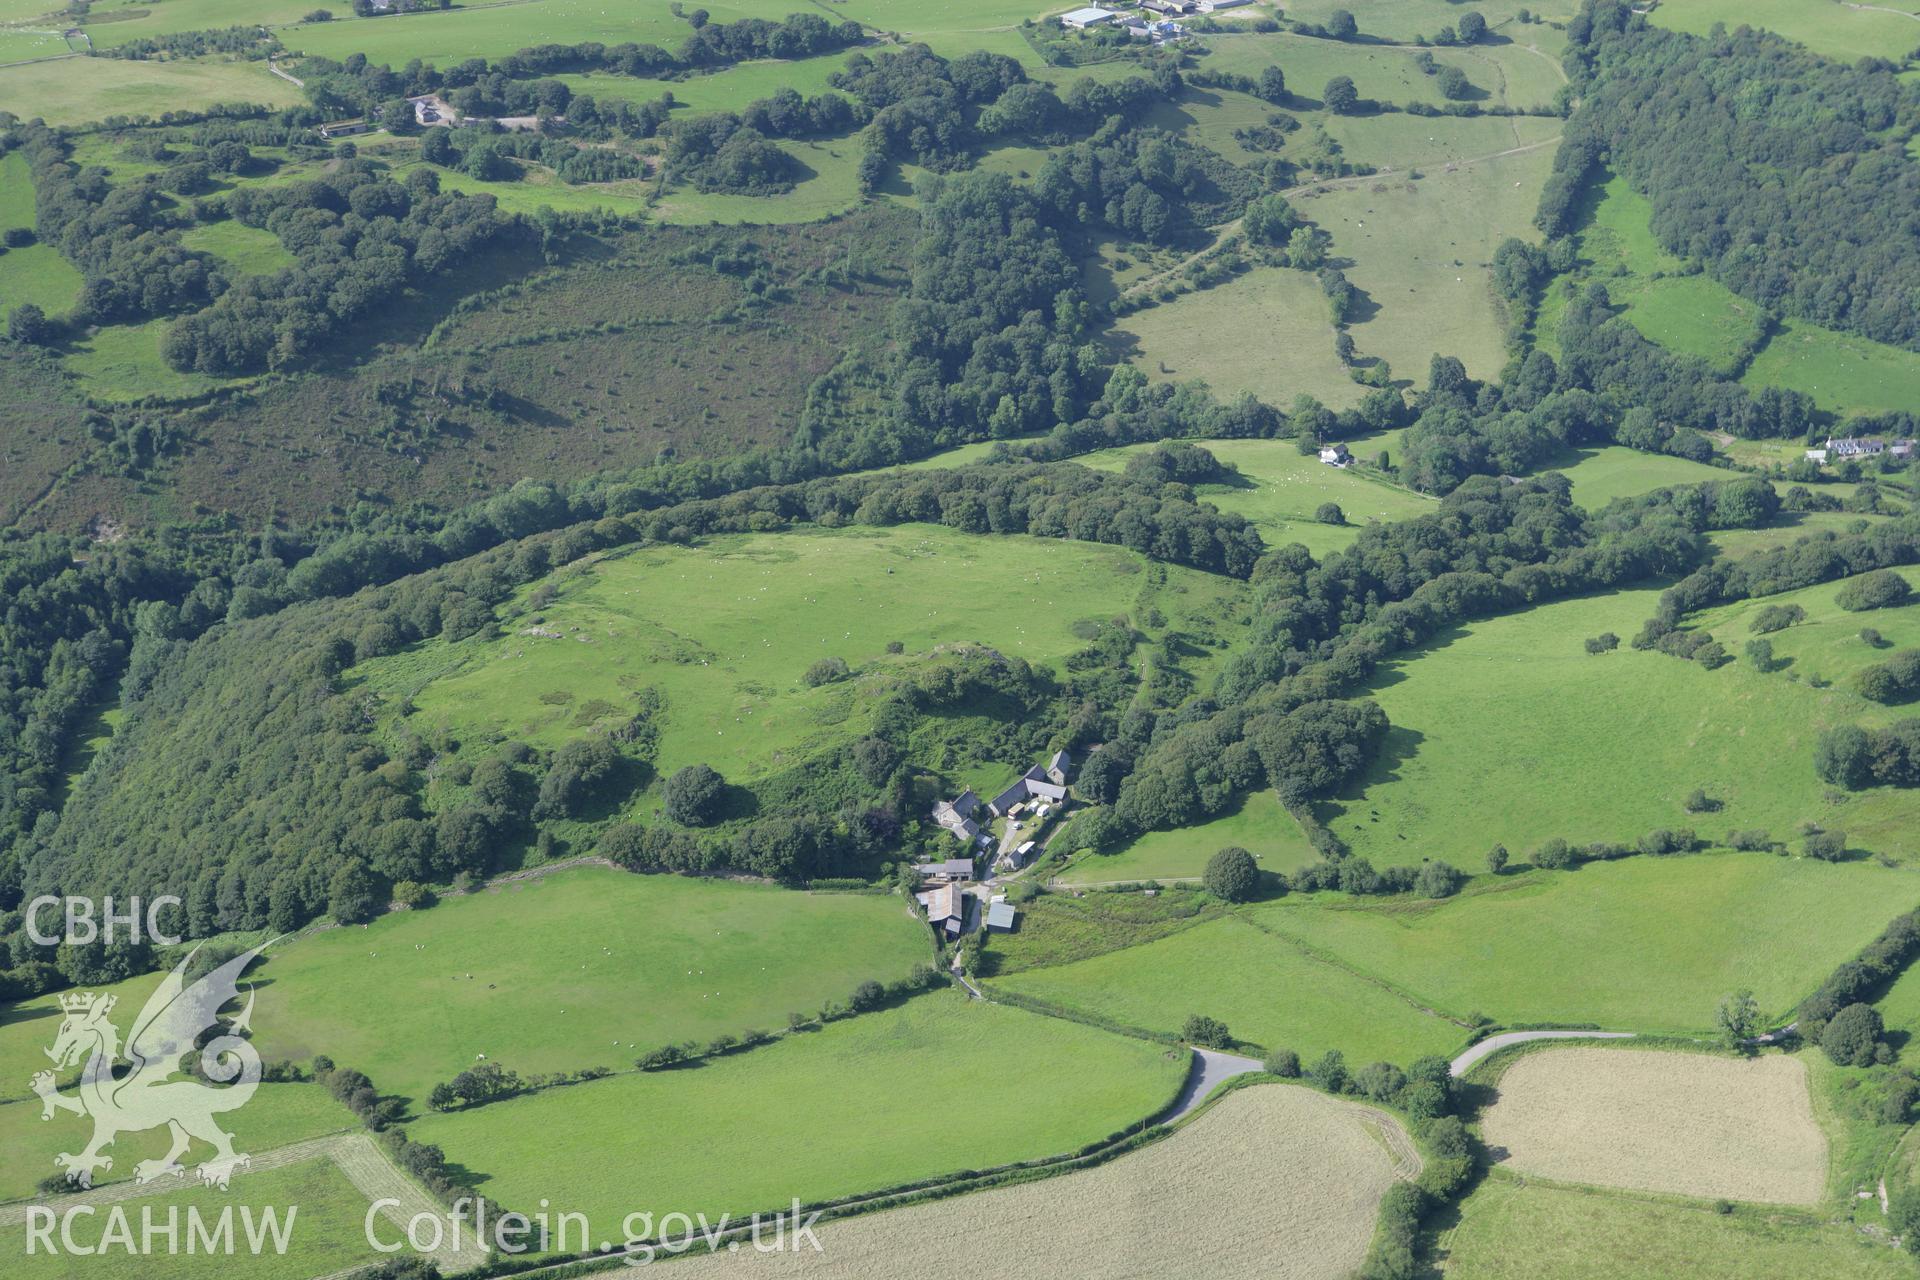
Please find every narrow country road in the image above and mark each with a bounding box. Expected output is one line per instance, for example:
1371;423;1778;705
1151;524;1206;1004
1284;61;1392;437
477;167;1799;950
1449;1029;1635;1077
1157;1047;1265;1123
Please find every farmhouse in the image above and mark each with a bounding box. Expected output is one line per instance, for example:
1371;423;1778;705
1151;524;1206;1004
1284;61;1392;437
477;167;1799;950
1894;439;1917;460
1808;436;1885;463
918;884;967;939
1047;749;1073;787
1142;0;1194;12
1319;444;1353;468
930;789;982;843
1196;0;1252;10
1060;6;1118;28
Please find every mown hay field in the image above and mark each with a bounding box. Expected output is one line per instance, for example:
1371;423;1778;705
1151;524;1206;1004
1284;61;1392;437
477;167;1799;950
1480;1048;1827;1204
410;993;1189;1234
1649;0;1920;65
1325;587;1920;865
663;1082;1410;1279
1254;855;1916;1033
0;55;303;125
1539;445;1733;510
1441;1179;1911;1280
991;914;1468;1064
247;865;930;1101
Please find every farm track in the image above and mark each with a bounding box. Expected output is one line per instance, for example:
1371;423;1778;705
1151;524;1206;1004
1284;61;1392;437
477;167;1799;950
1118;135;1564;302
1448;1028;1637;1077
0;1132;487;1272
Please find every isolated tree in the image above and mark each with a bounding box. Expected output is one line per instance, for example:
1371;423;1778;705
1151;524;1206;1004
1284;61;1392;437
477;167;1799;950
1264;1047;1301;1077
1804;829;1848;862
1322;75;1360;114
1315;502;1345;525
1256;65;1287;103
1415;860;1462;899
1457;10;1487;41
803;656;850;686
1286;225;1328;269
1820;1003;1883;1066
1715;989;1760;1051
1327;8;1357;38
7;302;51;345
1836;570;1912;612
1183;1014;1232;1048
1204;846;1260;902
1744;638;1776;673
1584;632;1619;655
1243;192;1299;245
662;763;726;825
1485;844;1508;875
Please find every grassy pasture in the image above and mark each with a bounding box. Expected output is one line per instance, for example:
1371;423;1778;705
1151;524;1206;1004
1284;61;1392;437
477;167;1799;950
1057;788;1321;884
991;914;1469;1063
1110;264;1364;410
1537;444;1734;510
1441;1179;1911;1280
1741;317;1920;421
363;524;1234;800
1479;1047;1827;1204
0;1082;355;1203
1649;0;1920;64
1072;436;1436;555
0;151;83;324
1253;855;1919;1032
1321;587;1920;866
1690;568;1920;694
1199;32;1511;109
1706;511;1891;560
664;1082;1406;1280
559;51;854;116
180;220;297;278
0;1158;405;1280
60;318;246;402
410;993;1188;1231
66;0;318;48
1320;109;1560;170
0;55;303;124
1282;0;1550;43
248;865;929;1101
283;0;808;65
1304;142;1556;385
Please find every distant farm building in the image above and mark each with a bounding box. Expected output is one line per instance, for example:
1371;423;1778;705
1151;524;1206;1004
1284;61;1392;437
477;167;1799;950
1808;436;1887;464
1061;6;1118;27
918;858;975;885
1196;0;1252;9
986;899;1018;932
1319;443;1353;468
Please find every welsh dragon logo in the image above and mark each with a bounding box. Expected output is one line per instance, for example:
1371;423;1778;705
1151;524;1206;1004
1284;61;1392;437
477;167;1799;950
33;942;271;1191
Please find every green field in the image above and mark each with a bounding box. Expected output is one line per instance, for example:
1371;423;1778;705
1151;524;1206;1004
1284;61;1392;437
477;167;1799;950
1741;317;1920;421
1540;445;1735;509
249;865;929;1101
1690;569;1920;693
1649;0;1920;64
1321;110;1562;170
1255;854;1919;1032
1308;142;1558;385
1535;173;1920;417
1073;437;1437;556
1324;586;1920;866
410;993;1188;1233
1284;0;1554;43
1057;788;1321;884
67;0;319;48
0;55;304;124
0;151;82;324
1112;265;1364;411
1440;1179;1910;1280
992;913;1469;1063
0;1158;406;1280
282;0;810;65
60;318;247;402
0;1082;354;1203
362;524;1242;801
180;220;297;278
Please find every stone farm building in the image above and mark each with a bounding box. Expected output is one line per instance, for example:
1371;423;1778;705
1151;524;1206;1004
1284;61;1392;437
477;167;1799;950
918;883;966;939
930;789;982;844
